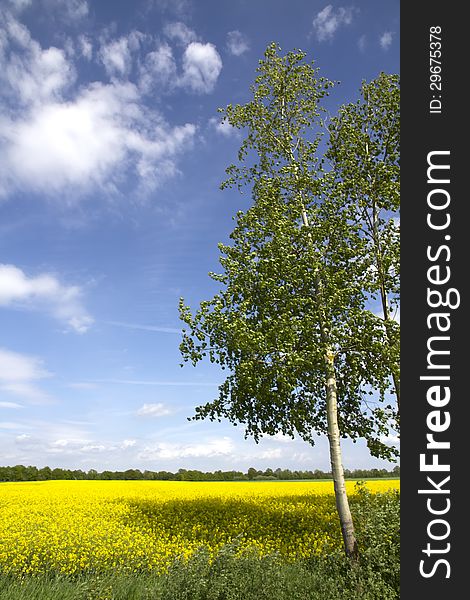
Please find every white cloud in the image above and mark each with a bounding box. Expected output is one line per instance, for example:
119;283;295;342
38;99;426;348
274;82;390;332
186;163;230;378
0;80;196;199
291;451;313;464
0;13;75;106
80;443;107;452
0;401;23;409
48;437;107;454
0;347;51;403
137;36;223;97
0;264;93;333
0;347;49;382
137;403;172;417
312;5;356;42
121;439;136;449
163;21;197;45
270;432;295;443
10;428;141;464
138;43;177;93
77;34;92;60
180;42;222;93
14;424;149;465
100;38;131;77
379;31;393;50
380;434;400;444
226;30;249;56
139;437;234;460
258;448;283;460
208;116;236;137
0;14;197;201
17;431;134;459
98;31;145;78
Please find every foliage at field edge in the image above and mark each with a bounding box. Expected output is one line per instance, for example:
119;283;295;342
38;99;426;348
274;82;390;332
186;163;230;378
0;463;400;482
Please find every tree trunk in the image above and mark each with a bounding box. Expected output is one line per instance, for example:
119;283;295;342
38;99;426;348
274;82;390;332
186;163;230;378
298;191;359;560
325;350;359;560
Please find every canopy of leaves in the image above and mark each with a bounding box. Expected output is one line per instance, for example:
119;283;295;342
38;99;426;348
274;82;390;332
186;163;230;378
325;73;400;415
180;45;399;460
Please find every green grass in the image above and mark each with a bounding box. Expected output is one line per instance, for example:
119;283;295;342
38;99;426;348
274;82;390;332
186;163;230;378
0;486;399;600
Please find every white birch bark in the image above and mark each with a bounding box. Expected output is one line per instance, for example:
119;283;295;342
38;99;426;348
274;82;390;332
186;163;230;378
298;189;359;560
325;350;359;559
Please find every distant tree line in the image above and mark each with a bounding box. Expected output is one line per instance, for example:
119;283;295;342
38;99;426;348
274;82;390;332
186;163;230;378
0;464;399;482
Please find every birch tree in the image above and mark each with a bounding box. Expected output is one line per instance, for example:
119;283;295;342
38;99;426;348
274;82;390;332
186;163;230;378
179;45;397;560
325;73;400;420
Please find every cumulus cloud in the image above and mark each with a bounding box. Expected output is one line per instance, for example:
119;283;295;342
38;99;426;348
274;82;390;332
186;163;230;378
0;15;75;107
269;432;296;443
226;30;249;56
139;437;234;460
98;31;145;78
99;37;133;77
138;42;177;93
77;34;93;59
0;12;197;201
257;448;282;460
208;116;236;137
179;42;222;93
312;5;356;42
12;421;137;456
137;403;172;417
121;439;136;449
379;31;394;50
46;437;130;455
8;80;194;197
163;21;197;45
0;263;93;333
6;429;140;469
140;39;223;96
0;347;51;402
0;79;196;199
380;433;400;445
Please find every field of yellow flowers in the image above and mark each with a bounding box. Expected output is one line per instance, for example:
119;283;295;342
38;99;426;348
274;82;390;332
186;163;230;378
0;479;399;576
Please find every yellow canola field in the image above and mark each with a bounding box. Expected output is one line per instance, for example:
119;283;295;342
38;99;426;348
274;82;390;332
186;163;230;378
0;479;399;576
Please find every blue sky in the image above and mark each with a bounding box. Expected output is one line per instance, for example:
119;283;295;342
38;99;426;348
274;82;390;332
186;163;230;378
0;0;399;472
